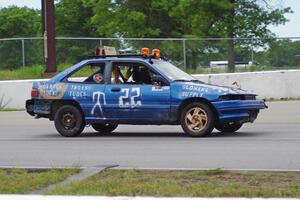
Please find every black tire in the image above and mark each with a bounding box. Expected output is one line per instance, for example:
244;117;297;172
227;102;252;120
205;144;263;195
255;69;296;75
215;122;243;133
180;102;215;137
92;123;118;133
54;105;85;137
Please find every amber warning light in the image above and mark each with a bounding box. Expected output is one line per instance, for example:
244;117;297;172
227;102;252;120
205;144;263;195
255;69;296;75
152;49;160;58
141;48;150;56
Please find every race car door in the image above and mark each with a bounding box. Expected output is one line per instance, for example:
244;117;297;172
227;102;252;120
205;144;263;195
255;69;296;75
104;61;171;123
64;61;107;119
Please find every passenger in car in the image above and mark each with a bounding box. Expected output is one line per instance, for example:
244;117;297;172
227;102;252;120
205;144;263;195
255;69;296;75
111;66;123;84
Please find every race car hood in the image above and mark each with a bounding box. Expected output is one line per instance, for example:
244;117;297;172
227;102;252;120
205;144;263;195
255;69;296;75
172;81;256;101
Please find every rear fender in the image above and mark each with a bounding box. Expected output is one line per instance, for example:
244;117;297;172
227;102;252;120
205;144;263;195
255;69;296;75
50;100;84;121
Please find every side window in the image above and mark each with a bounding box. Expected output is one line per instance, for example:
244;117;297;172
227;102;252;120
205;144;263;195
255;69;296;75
110;62;167;85
67;63;105;84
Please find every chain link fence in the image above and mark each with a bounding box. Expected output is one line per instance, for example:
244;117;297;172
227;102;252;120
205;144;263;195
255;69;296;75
1;37;300;73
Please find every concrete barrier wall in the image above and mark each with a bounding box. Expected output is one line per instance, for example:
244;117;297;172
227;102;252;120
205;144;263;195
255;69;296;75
0;79;48;109
1;70;300;109
194;70;300;99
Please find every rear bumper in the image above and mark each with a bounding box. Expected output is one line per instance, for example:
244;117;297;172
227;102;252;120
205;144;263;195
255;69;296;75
213;100;267;123
25;99;51;118
25;99;35;116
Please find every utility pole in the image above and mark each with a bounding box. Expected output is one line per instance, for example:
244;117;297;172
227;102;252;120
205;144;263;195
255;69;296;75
42;0;56;75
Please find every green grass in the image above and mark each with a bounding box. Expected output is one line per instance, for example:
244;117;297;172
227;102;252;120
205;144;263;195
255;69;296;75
48;169;300;197
0;63;100;80
0;64;71;80
0;168;80;194
265;97;300;102
0;108;25;112
0;65;44;80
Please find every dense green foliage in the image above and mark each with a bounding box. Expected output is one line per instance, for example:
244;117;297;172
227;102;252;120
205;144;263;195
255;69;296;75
0;6;42;69
0;1;296;72
266;40;300;68
0;6;40;38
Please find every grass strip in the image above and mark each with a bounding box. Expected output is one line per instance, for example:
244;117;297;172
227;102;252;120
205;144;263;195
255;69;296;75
0;108;25;112
48;169;300;197
0;168;80;194
265;97;300;102
0;64;70;80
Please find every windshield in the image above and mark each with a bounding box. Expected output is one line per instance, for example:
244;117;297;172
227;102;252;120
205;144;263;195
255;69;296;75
152;60;196;81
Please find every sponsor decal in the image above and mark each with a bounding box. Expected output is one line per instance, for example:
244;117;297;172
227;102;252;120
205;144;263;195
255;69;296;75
152;86;170;92
37;82;68;99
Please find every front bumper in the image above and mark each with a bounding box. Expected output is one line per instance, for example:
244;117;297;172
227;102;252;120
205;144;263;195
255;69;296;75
213;100;267;123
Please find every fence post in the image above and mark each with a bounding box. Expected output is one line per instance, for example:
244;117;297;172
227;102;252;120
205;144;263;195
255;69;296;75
183;39;187;71
99;40;102;47
21;39;25;67
251;38;254;64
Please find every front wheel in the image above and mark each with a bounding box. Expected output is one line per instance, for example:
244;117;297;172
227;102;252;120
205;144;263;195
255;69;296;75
54;105;85;137
92;123;118;133
215;122;243;133
180;102;215;137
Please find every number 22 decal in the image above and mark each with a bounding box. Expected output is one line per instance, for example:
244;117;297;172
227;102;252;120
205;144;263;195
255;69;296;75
119;87;142;108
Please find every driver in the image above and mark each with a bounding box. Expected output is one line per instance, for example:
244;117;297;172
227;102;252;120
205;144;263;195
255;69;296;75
132;66;151;84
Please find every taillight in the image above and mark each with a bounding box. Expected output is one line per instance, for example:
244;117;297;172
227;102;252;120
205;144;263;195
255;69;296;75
31;88;38;97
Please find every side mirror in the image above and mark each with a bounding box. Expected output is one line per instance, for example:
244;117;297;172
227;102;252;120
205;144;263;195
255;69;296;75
152;75;167;86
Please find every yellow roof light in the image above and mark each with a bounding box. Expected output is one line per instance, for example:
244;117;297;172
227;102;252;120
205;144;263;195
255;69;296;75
152;49;160;58
141;48;150;56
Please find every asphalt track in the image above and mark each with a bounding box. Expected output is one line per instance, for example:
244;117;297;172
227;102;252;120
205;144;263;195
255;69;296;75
0;101;300;170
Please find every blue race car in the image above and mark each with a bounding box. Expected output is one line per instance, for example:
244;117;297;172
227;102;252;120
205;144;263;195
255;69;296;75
26;48;267;137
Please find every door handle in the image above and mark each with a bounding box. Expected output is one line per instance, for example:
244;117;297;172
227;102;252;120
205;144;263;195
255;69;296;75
111;87;121;92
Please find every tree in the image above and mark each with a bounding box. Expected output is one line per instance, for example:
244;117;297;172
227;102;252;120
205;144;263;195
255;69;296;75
172;0;291;72
54;0;292;71
0;6;41;38
216;0;291;72
0;6;41;68
266;40;300;68
82;0;190;68
55;0;96;64
55;0;94;36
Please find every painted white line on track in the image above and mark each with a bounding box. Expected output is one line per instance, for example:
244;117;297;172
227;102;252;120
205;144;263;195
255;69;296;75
0;196;298;200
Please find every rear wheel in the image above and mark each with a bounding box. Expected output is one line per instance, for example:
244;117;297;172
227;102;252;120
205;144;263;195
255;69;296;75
54;105;85;137
180;102;215;137
215;122;243;133
92;123;118;133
